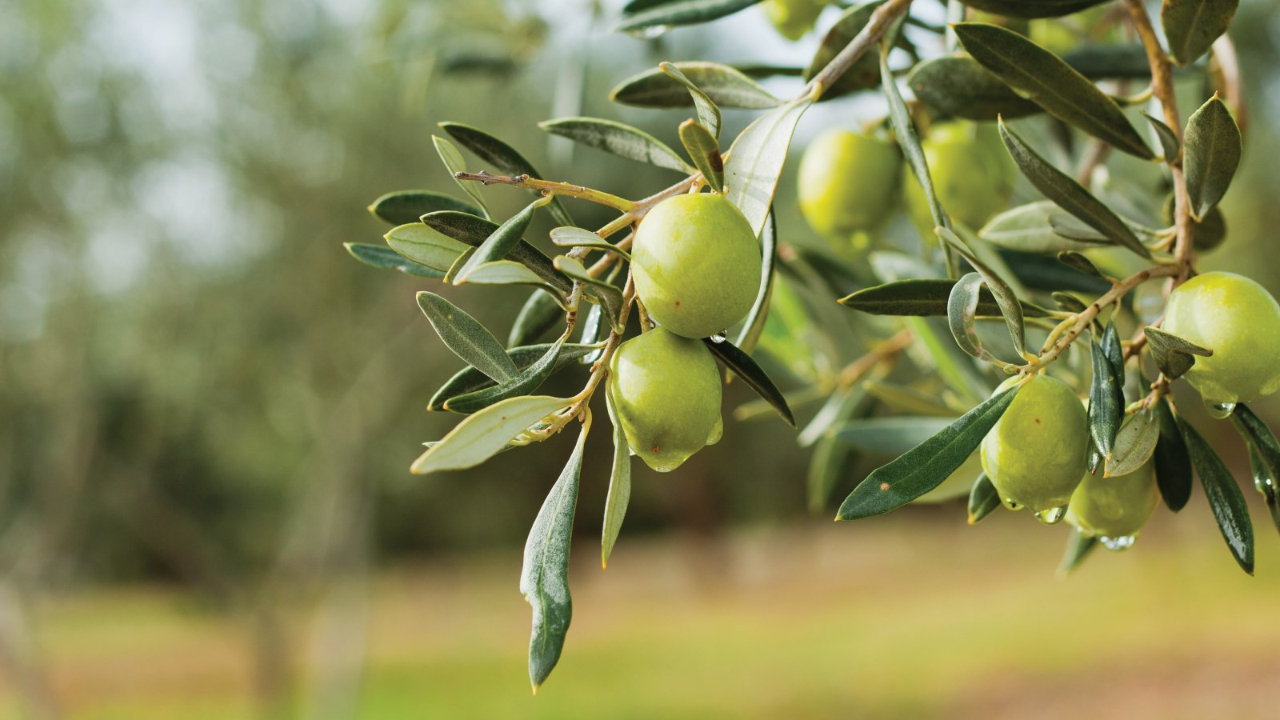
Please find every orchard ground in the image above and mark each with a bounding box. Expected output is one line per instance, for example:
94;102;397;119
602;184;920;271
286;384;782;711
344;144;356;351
9;506;1278;720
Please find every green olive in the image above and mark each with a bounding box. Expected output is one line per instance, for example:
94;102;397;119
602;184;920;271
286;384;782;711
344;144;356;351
981;374;1089;515
632;193;762;339
1162;271;1280;405
761;0;828;41
608;327;723;473
903;121;1015;242
797;129;902;249
1065;461;1159;541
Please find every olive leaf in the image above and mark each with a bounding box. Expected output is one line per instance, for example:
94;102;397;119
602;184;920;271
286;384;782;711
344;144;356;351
803;1;887;100
455;197;550;283
702;338;796;428
1183;95;1242;220
416;292;520;382
553;256;625;332
460;261;564;298
1102;319;1125;387
1227;403;1280;535
734;208;778;354
834;417;955;453
954;23;1153;159
678;119;725;193
863;380;961;418
968;473;1001;525
422;211;572;293
1052;292;1088;314
1153;397;1193;512
521;418;587;691
509;291;565;348
428;343;598;412
809;434;853;515
904;317;991;406
1000;250;1113;296
538;117;693;174
998;120;1151;258
948;272;1001;363
1058;529;1099;576
614;0;765;34
1057;251;1105;280
800;387;870;448
1141;112;1181;163
602;388;631;569
937;227;1026;357
1087;327;1124;458
345;243;446;279
385;223;469;273
439;122;574;227
443;336;567;414
840;278;1050;318
1106;410;1160;477
1179;417;1255;575
958;0;1108;18
411;395;573;474
980;202;1111;254
432;135;492;219
1060;44;1152;80
549;227;630;259
368;190;480;226
1245;444;1280;535
908;56;1040;121
1162;0;1239;67
1144;326;1212;381
837;387;1020;521
723;94;812;238
608;61;782;110
661;62;722;139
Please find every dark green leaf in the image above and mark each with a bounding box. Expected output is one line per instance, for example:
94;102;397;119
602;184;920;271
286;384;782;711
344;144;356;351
1088;335;1123;457
1057;251;1105;279
1153;397;1193;511
608;61;783;110
883;43;951;260
1052;291;1088;313
1058;528;1098;576
521;421;586;691
411;395;573;474
1162;0;1239;66
443;338;567;414
428;343;597;412
1061;44;1152;80
1228;403;1280;535
1179;417;1254;574
439;122;574;227
1144;326;1212;381
837;387;1020;520
803;2;887;100
840;278;1050;318
734;208;778;353
615;0;765;34
955;23;1153;159
958;0;1108;18
538;117;693;173
998;120;1150;258
723;94;812;238
1245;443;1280;536
422;211;571;293
662;63;722;139
1183;95;1242;220
678;119;724;193
456;197;549;283
702;338;796;428
998;249;1112;295
908;56;1040;121
416;292;520;382
1142;112;1181;162
368;190;480;225
344;242;445;279
967;473;1001;525
509;291;565;348
1102;320;1125;389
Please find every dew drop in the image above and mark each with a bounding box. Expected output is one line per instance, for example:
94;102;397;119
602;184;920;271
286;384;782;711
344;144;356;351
1034;505;1067;525
1203;399;1237;419
1100;534;1136;552
709;332;727;344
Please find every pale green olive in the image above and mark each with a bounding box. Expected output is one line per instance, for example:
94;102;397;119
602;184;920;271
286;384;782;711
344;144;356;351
1066;461;1159;540
1162;271;1280;405
608;327;723;473
761;0;828;41
797;129;902;248
632;193;762;339
903;121;1015;242
981;374;1089;513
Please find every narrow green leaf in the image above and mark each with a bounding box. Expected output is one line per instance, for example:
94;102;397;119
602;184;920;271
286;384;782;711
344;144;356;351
863;380;961;418
937;227;1026;357
1245;443;1280;535
998;120;1151;258
509;290;565;348
840;278;1050;318
602;388;632;569
1061;44;1152;80
1056;253;1104;283
1228;403;1280;535
549;227;630;259
1153;397;1193;511
615;0;765;34
837;387;1019;520
608;61;782;110
722;94;811;239
958;0;1108;18
521;420;587;691
955;23;1153;159
702;338;796;428
981;202;1110;254
411;395;572;474
904;317;990;406
1179;417;1254;574
834;417;954;455
967;473;1001;524
799;387;867;448
384;223;468;272
678;119;725;193
538;117;693;173
455;197;549;283
1106;410;1160;477
553;256;625;332
808;433;853;515
661;63;722;139
803;2;887;100
735;208;778;353
368;190;480;226
948;272;999;362
432;135;491;219
428;343;597;412
883;43;951;257
1145;326;1212;381
1183;95;1242;220
422;211;572;293
1141;112;1181;163
1058;528;1098;576
344;243;445;279
439;122;574;227
1162;0;1239;66
1102;320;1125;389
443;337;567;414
1088;335;1123;457
1052;292;1088;314
416;292;520;382
461;261;562;298
908;56;1041;121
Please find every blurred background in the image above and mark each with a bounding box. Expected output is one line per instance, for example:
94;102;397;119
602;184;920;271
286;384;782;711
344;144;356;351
3;0;1280;718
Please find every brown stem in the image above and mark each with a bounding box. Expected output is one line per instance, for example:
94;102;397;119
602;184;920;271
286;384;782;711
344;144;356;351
454;171;635;211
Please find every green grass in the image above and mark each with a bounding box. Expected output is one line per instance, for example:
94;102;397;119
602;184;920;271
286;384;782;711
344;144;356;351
12;507;1280;720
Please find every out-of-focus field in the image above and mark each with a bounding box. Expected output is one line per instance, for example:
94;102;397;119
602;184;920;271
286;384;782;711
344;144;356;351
2;504;1277;720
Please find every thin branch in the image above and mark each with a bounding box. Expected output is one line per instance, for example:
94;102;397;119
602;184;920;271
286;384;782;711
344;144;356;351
454;171;635;211
804;0;915;100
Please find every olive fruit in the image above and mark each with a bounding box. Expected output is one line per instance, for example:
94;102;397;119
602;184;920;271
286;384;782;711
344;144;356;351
981;374;1089;516
1065;461;1159;543
797;129;902;247
903;121;1015;241
761;0;827;41
1162;271;1280;405
608;327;723;473
632;193;762;339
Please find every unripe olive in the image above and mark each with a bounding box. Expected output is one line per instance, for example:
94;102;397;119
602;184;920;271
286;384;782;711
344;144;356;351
1162;271;1280;405
980;374;1089;515
632;193;762;339
903;121;1015;242
608;327;723;473
797;129;902;248
1065;461;1159;541
761;0;827;41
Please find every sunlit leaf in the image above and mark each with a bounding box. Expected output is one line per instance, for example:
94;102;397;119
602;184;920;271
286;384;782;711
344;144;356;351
428;343;598;412
384;223;468;272
411;395;572;474
443;337;567;414
948;272;1000;362
456;197;550;283
937;227;1026;357
723;94;812;237
609;61;783;110
1144;326;1211;381
980;202;1110;254
803;1;888;100
679;119;724;192
416;292;520;382
735;208;778;353
538;117;693;173
432;135;491;219
345;243;445;279
439;122;574;227
1106;410;1159;477
549;227;630;259
602;389;632;569
662;62;722;139
423;211;571;292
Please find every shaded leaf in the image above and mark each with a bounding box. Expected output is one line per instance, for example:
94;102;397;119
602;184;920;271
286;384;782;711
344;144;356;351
948;272;1000;362
456;197;549;283
937;227;1026;356
679;119;724;192
411;395;572;474
834;417;955;454
735;208;778;353
553;256;625;332
1227;403;1280;535
702;338;796;427
1142;112;1181;162
863;380;961;417
1153;397;1193;511
1162;0;1239;66
609;61;782;110
1145;326;1211;381
981;202;1111;254
549;227;630;259
428;343;598;412
1183;95;1242;220
423;211;571;292
840;278;1050;318
723;94;812;238
439;122;574;227
908;56;1040;121
538;117;693;173
1057;251;1105;280
345;242;445;279
615;0;765;34
968;473;1001;525
803;2;887;100
443;338;567;414
883;43;950;257
958;0;1108;18
416;292;520;382
1179;417;1254;574
1058;528;1099;576
368;190;480;225
509;290;565;348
